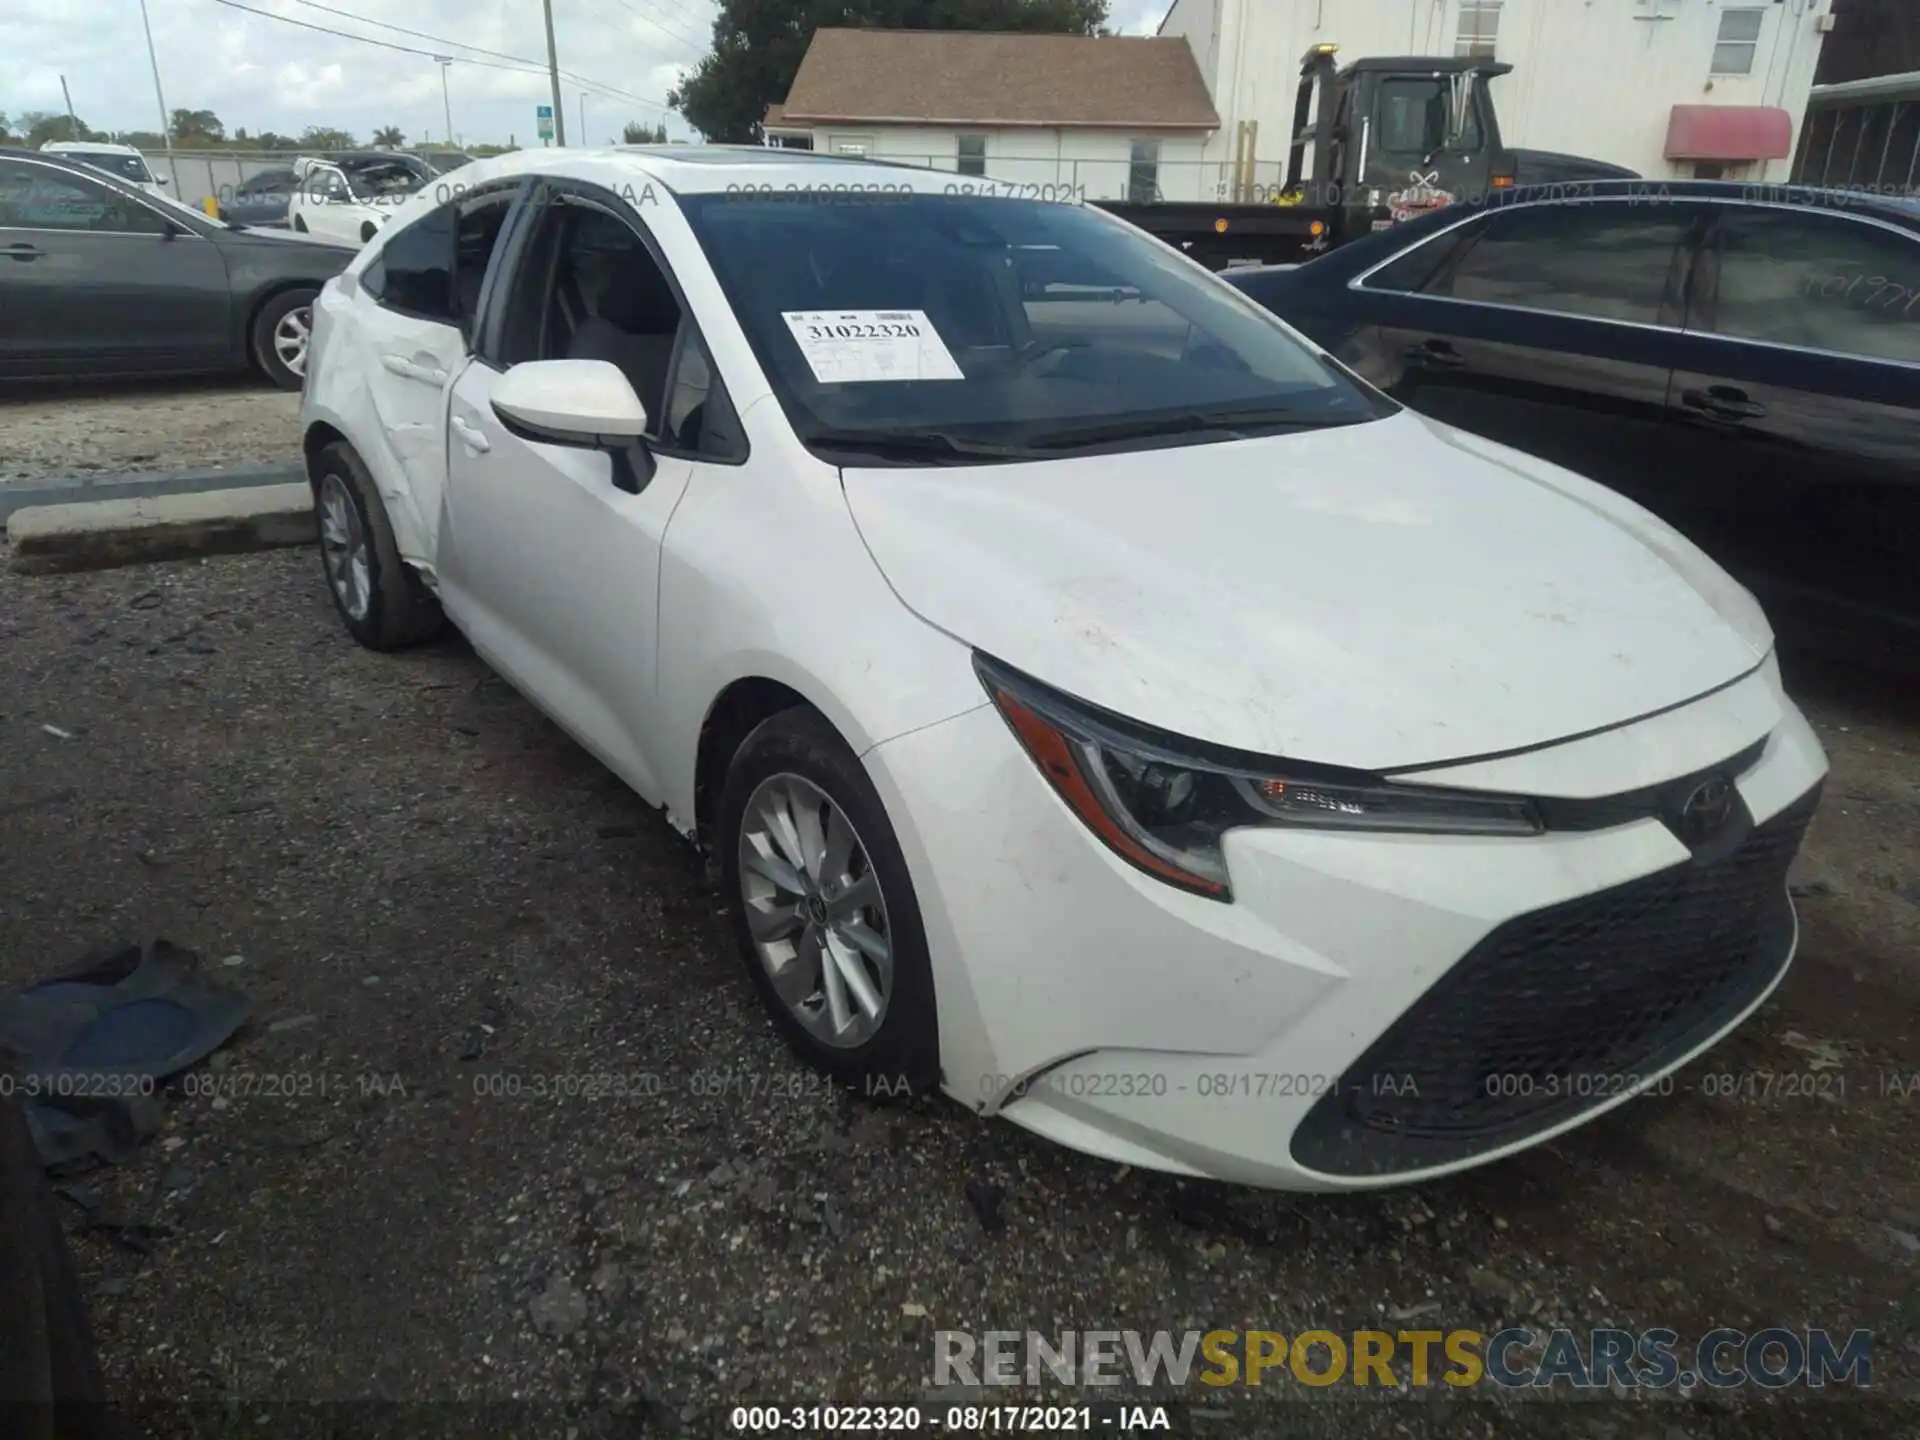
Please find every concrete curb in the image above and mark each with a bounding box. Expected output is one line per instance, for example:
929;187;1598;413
8;483;316;576
0;463;303;525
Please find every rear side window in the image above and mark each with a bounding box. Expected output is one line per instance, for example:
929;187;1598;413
363;190;515;329
1704;209;1920;365
363;206;454;318
1419;203;1692;324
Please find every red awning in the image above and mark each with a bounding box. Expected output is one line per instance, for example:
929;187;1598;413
1665;105;1794;161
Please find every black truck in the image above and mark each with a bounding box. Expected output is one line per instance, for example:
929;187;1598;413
1094;44;1637;271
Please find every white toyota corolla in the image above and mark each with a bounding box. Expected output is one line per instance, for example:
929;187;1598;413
299;147;1829;1191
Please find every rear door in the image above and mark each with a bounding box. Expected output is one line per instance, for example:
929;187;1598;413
1661;202;1920;654
344;181;523;562
0;156;230;375
1345;198;1697;503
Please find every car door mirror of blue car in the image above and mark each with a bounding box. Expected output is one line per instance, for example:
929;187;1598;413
490;358;657;495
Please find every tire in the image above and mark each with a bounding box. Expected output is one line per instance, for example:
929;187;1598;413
292;212;307;232
310;441;444;651
360;222;378;244
718;707;939;1098
250;287;317;391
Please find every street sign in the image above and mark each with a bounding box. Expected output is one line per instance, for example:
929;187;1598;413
536;104;554;140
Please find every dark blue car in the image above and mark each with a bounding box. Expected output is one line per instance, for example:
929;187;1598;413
1223;180;1920;665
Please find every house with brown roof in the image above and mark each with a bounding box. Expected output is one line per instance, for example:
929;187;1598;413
764;29;1224;202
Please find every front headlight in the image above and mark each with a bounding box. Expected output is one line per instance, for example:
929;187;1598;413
976;654;1541;901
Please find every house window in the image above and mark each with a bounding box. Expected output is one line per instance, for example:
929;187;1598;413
956;134;987;177
1712;9;1764;76
1128;139;1161;202
1454;1;1502;59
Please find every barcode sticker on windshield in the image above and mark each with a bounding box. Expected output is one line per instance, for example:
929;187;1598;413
779;310;964;384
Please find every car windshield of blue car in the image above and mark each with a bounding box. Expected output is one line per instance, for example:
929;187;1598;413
679;191;1392;460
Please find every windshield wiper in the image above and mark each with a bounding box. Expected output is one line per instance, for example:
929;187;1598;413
803;429;1046;463
1016;406;1356;451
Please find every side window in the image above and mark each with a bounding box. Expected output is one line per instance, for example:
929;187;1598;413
453;192;515;329
1705;209;1920;365
0;162;166;234
1360;225;1476;294
310;168;350;203
663;328;747;461
366;205;455;319
497;191;744;456
1422;203;1692;324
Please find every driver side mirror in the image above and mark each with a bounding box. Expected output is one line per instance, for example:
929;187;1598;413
490;359;656;495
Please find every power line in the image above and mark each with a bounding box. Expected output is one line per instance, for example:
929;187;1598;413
598;0;710;55
202;0;674;113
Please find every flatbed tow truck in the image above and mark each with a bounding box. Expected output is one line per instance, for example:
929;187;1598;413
1093;43;1637;270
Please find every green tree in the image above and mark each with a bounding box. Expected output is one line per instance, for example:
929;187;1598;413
18;110;105;145
0;111;12;142
667;0;1109;143
299;125;359;151
622;121;669;143
372;124;406;148
170;108;225;144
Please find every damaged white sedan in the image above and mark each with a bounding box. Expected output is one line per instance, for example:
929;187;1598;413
298;146;1828;1191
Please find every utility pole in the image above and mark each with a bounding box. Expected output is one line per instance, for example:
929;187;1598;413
136;0;176;189
579;91;588;147
59;76;80;140
542;0;567;145
437;57;455;151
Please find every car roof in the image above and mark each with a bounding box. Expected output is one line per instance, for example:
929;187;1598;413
432;144;989;199
41;140;143;154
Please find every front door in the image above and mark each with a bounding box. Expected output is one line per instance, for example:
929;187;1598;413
440;186;711;802
0;157;230;374
1352;198;1697;504
1661;203;1920;656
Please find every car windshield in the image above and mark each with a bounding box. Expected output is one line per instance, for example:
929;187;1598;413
64;150;153;183
341;158;429;199
679;192;1390;459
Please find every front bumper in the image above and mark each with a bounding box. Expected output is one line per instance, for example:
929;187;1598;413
862;656;1829;1192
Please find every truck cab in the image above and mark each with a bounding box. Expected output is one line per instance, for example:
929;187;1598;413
1277;48;1517;245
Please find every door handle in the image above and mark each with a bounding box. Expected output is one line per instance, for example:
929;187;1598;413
1680;386;1767;422
1404;338;1467;369
450;415;491;453
379;353;450;386
3;243;45;262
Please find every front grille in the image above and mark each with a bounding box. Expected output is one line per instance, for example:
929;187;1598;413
1290;784;1821;1179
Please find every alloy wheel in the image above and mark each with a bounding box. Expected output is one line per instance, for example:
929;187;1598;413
317;472;371;621
274;306;311;378
737;773;894;1049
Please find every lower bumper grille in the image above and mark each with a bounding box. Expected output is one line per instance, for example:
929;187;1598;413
1290;784;1821;1179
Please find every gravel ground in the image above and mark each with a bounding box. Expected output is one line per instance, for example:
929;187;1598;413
0;378;299;482
0;398;1916;1438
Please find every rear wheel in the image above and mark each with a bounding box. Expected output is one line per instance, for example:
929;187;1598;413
311;442;444;651
718;708;939;1097
250;288;316;391
292;212;308;233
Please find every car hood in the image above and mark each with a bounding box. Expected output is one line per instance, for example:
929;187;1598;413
841;410;1771;771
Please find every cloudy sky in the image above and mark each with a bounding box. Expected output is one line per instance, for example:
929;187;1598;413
1;0;1170;149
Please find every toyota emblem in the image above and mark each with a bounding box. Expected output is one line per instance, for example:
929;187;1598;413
1678;776;1734;843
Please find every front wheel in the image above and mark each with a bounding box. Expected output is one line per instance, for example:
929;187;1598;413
718;708;939;1097
292;212;308;233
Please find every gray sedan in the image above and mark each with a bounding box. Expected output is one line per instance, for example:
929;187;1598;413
0;149;356;389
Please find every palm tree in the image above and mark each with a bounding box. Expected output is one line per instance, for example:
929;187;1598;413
372;125;405;149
